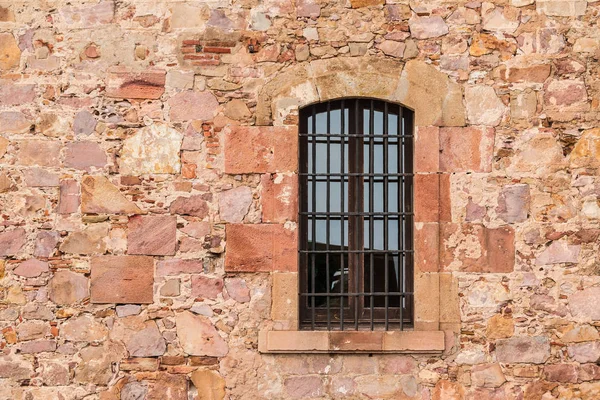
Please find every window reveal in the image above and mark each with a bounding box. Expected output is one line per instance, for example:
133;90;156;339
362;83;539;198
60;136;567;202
299;98;415;331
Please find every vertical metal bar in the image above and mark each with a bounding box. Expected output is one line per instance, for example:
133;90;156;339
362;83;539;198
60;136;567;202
311;106;317;330
355;99;361;331
383;102;389;330
369;100;375;330
398;105;404;331
326;101;331;330
340;100;345;331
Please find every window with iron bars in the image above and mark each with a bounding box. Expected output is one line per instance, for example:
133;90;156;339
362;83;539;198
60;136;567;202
299;98;414;331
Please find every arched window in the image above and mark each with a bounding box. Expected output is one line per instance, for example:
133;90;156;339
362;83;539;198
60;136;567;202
299;98;414;330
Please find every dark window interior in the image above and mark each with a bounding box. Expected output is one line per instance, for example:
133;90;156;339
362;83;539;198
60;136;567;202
299;98;414;331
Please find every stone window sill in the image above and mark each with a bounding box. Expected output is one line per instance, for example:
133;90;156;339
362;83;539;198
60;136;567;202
258;330;445;354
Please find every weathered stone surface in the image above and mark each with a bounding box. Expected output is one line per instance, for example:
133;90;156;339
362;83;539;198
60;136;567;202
128;215;177;256
218;186;252;223
74;341;126;385
409;16;449;39
537;0;587;16
57;179;80;214
157;258;204;276
34;231;60;258
224;99;251;120
486;314;514;340
17;140;61;167
81;175;142;214
0;84;35;106
439;127;495;172
73;110;96;136
24;168;59;187
376;40;405;58
432;380;465;400
571;128;600;169
17;320;50;341
569;287;600;321
175;311;228;357
160;279;180;296
544;79;588;111
261;174;298;223
180;221;211;239
0;33;21;70
471;364;506;388
13;259;48;278
21;339;57;353
120;124;183;175
496;336;551;364
225;224;297;272
396;60;465;127
192;275;224;299
544;364;578;383
510;89;537;121
0;228;26;257
225;278;250;303
106;69;166;100
285;376;324;399
536;241;580;265
168;91;219;122
567;341;600;363
62;315;108;342
224;126;298;174
147;373;188;400
561;325;600;343
110;316;166;357
500;64;551;83
116;305;142;318
49;271;89;305
465;86;505;126
482;6;520;34
90;256;154;304
60;1;115;26
0;112;31;134
59;223;109;255
0;356;33;380
497;184;530;223
191;369;226;400
64;141;107;171
170;195;209;218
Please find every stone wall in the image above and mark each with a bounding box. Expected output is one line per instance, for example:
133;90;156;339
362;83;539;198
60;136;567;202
1;0;600;399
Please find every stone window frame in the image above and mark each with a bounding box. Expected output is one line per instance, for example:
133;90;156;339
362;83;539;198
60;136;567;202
245;57;464;353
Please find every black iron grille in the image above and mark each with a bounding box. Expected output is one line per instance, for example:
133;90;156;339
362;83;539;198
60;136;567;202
299;98;414;331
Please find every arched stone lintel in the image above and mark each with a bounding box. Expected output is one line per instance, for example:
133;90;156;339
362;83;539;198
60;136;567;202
257;57;466;128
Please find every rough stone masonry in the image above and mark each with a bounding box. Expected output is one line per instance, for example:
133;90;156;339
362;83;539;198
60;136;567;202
1;0;600;399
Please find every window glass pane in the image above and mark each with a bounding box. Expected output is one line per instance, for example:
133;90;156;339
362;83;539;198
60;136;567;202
388;182;398;213
388;113;398;136
373;110;383;135
388;144;398;174
374;142;384;174
330;109;341;135
315;111;327;134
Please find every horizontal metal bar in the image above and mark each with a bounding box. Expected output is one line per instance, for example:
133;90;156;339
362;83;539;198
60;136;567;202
300;133;413;138
302;172;413;177
300;292;413;297
300;211;413;216
299;250;414;254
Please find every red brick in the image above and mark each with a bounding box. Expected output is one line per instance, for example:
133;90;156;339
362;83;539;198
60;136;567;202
203;46;231;53
225;224;297;272
91;256;154;304
415;223;439;272
439;127;495;173
415;126;439;172
414;174;439;223
128;215;177;256
105;69;166;100
261;173;298;223
224;126;298;174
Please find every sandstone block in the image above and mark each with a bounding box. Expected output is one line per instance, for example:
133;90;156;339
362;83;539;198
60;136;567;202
561;325;600;343
128;215;177;256
544;364;578;383
20;339;57;354
106;69;166;100
74;341;126;385
224;224;297;272
0;84;35;106
415;223;439;273
191;369;226;400
90;256;154;304
415;126;440;172
73;110;96;136
175;311;228;357
414;174;439;222
432;380;465;400
191;275;224;299
81;175;142;214
224;278;251;303
24;168;59;187
17;140;60;167
471;363;506;388
0;33;21;71
170;194;209;218
486;314;514;339
569;287;600;320
64;141;107;171
224;126;298;174
57;179;80;214
537;0;587;16
465;86;505;126
285;376;324;399
59;1;115;26
0;228;26;257
120;124;183;175
13;259;48;278
168;91;219;122
567;341;600;363
496;336;551;363
544;79;588;112
500;64;551;83
497;184;530;223
49;271;89;305
60;223;109;255
261;174;298;223
218;186;252;223
0;112;31;134
409;16;449;39
439;126;495;173
110;316;166;357
157;259;205;276
61;315;108;342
